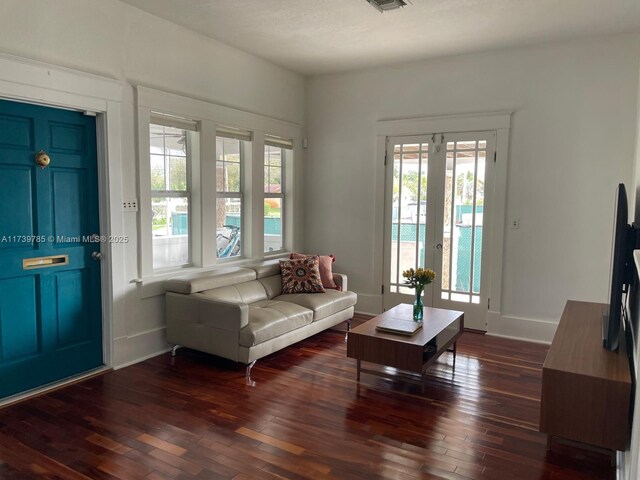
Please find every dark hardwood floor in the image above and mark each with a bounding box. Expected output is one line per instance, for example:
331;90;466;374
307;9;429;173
0;316;615;479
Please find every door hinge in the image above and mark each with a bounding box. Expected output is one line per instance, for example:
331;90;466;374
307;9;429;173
384;150;388;166
494;151;497;163
381;284;385;295
488;298;491;309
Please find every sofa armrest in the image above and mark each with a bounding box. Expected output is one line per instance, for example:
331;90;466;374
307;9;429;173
333;272;348;291
167;292;249;331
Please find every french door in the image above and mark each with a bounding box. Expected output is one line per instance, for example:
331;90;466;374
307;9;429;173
383;131;496;331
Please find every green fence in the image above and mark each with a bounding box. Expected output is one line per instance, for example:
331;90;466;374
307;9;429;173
222;214;281;235
392;204;483;293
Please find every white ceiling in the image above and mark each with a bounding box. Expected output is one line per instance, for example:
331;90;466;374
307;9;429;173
120;0;640;75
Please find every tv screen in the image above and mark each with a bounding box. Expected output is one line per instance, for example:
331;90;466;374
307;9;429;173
604;184;633;351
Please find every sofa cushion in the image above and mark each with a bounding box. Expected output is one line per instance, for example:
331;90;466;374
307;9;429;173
275;289;357;321
165;268;256;294
258;274;282;299
239;300;313;347
248;259;282;279
200;280;268;304
280;256;325;294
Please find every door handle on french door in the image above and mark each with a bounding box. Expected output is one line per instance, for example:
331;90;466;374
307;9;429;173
436;243;443;250
91;251;103;261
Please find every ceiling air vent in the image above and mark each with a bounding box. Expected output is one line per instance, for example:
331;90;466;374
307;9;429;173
366;0;408;13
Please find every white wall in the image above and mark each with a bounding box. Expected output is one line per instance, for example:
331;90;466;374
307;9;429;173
305;34;640;340
0;0;305;366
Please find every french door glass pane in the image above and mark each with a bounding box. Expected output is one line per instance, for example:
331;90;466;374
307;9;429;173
152;196;189;269
390;142;428;294
441;139;486;303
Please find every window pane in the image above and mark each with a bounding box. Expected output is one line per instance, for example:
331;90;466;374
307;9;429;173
152;196;189;270
217;161;240;193
151;124;189;193
264;146;283;193
164;126;186;156
218;138;240;158
390;144;429;291
150;154;165;190
441;139;487;299
216;198;242;258
264;198;282;253
150;125;165;153
169;157;187;191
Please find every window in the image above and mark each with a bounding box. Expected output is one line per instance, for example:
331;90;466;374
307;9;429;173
150;122;193;270
264;139;287;253
137;87;301;281
216;128;250;259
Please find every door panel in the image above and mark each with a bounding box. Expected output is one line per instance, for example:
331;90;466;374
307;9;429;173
383;136;433;310
52;168;88;240
0;276;39;360
0;114;33;149
432;132;495;329
0;167;34;244
54;269;92;347
0;98;102;400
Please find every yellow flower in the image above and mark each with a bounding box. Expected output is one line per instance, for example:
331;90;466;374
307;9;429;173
402;267;436;288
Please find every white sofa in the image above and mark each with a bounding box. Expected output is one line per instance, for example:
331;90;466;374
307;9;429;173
165;260;357;378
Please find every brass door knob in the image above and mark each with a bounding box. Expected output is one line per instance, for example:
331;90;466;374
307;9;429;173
35;150;50;169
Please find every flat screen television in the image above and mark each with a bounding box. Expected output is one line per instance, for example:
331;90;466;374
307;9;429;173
603;183;640;351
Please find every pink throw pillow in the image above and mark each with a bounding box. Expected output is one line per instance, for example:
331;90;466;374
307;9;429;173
290;253;339;290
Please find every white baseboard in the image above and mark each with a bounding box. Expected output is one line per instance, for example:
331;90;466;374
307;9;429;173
113;326;171;369
487;313;557;344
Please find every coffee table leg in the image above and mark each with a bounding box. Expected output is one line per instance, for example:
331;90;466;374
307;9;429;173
356;360;361;382
453;342;457;371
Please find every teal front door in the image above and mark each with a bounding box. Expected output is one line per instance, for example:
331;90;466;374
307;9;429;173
0;98;103;399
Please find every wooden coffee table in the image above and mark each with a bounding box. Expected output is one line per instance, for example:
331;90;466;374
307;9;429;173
346;304;464;392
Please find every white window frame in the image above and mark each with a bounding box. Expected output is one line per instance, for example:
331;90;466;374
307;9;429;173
149;119;196;271
136;86;302;289
263;136;292;255
215;132;249;261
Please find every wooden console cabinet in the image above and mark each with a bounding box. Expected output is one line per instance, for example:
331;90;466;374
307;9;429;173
539;300;632;451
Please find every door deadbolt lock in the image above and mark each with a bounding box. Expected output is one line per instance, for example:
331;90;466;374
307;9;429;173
436;243;443;250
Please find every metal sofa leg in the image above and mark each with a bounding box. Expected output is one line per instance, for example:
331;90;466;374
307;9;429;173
170;345;181;366
246;360;257;386
345;319;352;342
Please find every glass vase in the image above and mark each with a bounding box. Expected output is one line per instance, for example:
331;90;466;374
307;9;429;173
413;285;424;322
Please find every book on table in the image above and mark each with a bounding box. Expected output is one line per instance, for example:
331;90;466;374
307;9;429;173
375;317;423;336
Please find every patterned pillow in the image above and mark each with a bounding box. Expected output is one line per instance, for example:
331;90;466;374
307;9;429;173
280;256;325;294
290;253;339;290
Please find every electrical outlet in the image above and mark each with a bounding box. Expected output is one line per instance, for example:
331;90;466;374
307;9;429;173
122;199;138;212
511;217;520;229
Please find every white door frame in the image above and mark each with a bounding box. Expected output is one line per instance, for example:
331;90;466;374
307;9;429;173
0;53;125;371
374;112;512;329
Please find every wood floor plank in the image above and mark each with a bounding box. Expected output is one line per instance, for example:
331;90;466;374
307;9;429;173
0;326;616;479
235;426;305;455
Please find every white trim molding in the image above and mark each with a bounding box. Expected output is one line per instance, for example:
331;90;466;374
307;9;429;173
376;111;513;136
